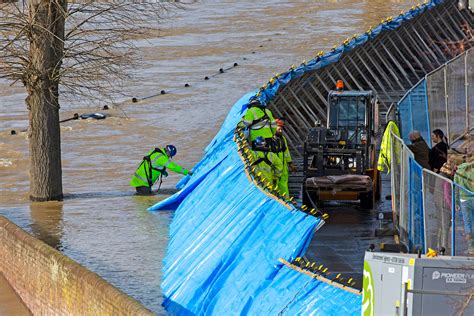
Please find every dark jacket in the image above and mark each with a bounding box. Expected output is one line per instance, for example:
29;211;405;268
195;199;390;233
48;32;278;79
429;141;448;172
408;137;430;169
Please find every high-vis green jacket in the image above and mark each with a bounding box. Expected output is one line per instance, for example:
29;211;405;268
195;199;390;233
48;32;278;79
241;106;277;141
252;150;282;187
274;135;292;196
377;121;400;173
130;148;189;188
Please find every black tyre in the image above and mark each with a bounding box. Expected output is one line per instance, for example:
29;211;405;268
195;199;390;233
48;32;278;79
360;191;374;210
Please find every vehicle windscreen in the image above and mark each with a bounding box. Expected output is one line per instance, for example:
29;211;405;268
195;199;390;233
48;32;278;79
328;96;366;130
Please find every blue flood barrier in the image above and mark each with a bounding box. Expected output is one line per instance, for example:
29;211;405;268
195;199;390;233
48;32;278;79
151;93;326;314
247;261;361;315
150;1;444;314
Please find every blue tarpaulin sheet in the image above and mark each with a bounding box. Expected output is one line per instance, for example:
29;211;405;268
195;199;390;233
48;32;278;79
150;1;443;314
246;262;361;315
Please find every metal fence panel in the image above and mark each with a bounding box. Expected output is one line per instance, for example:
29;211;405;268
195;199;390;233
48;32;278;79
408;158;424;252
422;170;453;254
468;50;473;130
411;80;430;143
397;79;430;143
427;67;448;139
446;55;467;142
453;183;474;256
398;95;413;143
391;132;404;230
399;145;411;249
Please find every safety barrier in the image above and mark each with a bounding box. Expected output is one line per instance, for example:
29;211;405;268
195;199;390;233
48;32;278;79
390;129;474;255
392;47;474;255
397;47;473;143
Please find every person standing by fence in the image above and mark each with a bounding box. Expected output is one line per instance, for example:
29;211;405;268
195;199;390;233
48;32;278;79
429;129;449;173
454;155;474;255
408;130;430;169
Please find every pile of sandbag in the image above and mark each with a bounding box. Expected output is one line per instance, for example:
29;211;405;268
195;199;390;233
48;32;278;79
306;174;372;190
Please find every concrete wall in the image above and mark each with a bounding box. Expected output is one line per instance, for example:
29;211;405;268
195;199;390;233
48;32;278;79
0;216;153;315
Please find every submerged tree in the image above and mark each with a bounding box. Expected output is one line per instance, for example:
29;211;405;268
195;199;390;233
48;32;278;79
0;0;180;201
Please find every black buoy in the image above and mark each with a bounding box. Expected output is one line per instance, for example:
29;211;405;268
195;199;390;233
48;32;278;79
251;51;256;54
73;113;79;119
234;62;238;67
102;105;109;110
132;97;138;103
204;76;209;80
184;83;190;87
219;68;224;73
10;130;16;135
243;57;247;60
259;45;263;47
160;90;166;95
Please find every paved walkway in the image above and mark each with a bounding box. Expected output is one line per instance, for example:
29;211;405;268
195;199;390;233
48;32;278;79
0;273;30;316
305;173;394;289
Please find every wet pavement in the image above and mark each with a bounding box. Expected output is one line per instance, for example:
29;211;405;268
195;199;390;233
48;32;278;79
305;174;394;288
0;1;416;313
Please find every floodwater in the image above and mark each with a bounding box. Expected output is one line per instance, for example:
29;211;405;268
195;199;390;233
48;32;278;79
1;1;418;313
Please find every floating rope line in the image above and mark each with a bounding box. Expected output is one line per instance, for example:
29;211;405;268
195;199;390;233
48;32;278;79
131;43;268;103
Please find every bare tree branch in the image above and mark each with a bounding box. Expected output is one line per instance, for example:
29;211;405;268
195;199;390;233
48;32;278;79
0;0;189;105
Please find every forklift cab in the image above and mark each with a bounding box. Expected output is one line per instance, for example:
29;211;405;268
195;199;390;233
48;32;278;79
327;90;378;147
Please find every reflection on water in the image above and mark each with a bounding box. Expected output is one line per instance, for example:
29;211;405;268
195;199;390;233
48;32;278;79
0;0;418;312
30;202;64;250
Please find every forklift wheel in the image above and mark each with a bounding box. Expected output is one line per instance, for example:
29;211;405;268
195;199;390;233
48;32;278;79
375;171;381;201
360;191;374;210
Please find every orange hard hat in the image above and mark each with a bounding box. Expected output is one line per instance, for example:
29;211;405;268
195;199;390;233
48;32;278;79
275;119;285;127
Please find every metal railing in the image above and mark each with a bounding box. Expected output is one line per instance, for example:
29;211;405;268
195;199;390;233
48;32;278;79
397;47;473;144
390;129;474;255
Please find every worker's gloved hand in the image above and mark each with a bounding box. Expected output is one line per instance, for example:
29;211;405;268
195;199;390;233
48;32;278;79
188;170;193;176
161;170;168;178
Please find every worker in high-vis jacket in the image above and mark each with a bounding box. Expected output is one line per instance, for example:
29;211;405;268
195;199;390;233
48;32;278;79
252;136;282;187
377;120;400;173
240;98;277;146
273;119;297;197
130;145;193;195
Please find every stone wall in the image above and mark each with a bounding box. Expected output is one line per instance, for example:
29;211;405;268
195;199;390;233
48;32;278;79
0;216;153;315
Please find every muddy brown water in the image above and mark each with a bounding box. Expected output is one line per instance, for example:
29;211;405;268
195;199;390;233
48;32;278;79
1;1;417;313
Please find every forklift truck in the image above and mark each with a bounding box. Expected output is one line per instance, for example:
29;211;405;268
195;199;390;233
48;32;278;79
302;86;381;209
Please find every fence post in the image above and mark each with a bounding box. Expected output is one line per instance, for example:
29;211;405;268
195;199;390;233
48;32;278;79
421;169;427;252
423;79;431;145
451;183;456;256
465;52;469;130
444;66;450;142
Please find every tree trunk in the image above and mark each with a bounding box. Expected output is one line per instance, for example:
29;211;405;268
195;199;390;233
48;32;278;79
26;0;66;201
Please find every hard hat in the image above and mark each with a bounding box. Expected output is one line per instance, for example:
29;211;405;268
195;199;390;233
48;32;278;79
166;144;177;157
254;136;266;147
248;98;261;107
